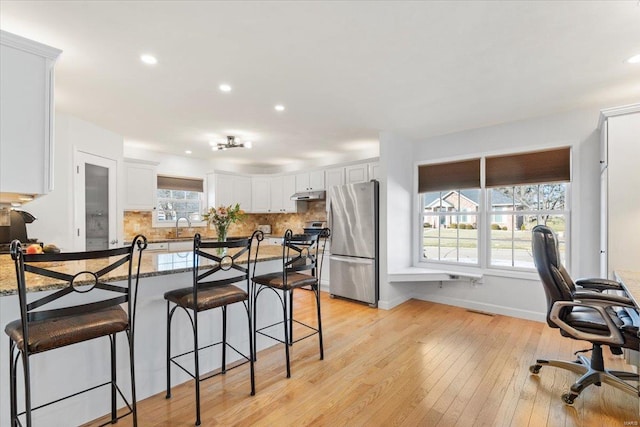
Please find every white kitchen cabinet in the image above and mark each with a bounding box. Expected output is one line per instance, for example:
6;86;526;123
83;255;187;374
252;175;299;213
251;177;271;213
281;174;297;212
368;162;381;181
123;159;157;210
0;31;61;203
325;167;345;212
345;163;369;184
295;170;325;192
599;105;640;278
214;174;251;211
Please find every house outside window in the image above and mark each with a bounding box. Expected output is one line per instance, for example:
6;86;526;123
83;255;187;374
418;147;571;271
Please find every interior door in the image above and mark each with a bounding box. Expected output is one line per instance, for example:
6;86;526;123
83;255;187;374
74;151;117;251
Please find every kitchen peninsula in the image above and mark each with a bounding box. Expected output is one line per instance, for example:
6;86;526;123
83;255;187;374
0;240;290;426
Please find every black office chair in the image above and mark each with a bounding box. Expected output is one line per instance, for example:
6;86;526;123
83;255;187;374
252;228;329;378
5;235;147;427
529;225;639;404
165;231;262;426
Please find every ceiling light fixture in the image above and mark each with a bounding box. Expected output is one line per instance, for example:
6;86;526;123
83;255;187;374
185;150;192;154
140;54;158;65
627;54;640;64
275;104;285;112
211;135;252;151
219;84;232;92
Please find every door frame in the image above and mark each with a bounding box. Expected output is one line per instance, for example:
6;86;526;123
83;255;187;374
73;150;118;251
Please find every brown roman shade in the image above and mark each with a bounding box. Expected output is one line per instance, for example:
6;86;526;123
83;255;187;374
157;175;204;192
485;147;570;187
418;158;481;193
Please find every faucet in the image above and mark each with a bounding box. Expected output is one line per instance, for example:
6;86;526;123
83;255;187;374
175;216;191;238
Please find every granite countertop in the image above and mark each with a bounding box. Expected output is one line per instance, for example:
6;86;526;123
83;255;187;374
0;245;284;296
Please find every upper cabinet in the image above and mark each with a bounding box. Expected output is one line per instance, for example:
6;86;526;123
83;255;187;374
0;31;61;203
123;160;157;211
251;175;299;213
214;174;251;211
345;163;369;184
295;170;325;192
369;162;381;181
324;167;345;212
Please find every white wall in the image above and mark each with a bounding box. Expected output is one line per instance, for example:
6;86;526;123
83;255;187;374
24;113;124;251
380;107;605;321
379;131;415;309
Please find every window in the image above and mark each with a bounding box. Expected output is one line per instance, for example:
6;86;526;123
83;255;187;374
418;147;571;271
419;159;481;265
423;190;479;264
489;184;568;268
156;176;205;224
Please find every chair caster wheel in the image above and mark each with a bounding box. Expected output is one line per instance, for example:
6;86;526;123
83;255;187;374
529;364;542;374
562;393;577;405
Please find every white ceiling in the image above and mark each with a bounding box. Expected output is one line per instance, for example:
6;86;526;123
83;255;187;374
1;1;639;171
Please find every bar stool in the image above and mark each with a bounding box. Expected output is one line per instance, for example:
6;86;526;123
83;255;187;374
165;231;263;426
252;228;329;378
5;235;147;427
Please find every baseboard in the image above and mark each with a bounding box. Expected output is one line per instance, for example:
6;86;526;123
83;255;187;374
410;293;546;322
378;293;412;310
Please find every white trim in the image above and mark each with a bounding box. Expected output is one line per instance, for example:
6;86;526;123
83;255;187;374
598;103;640;129
0;30;62;59
378;293;413;310
409;293;546;322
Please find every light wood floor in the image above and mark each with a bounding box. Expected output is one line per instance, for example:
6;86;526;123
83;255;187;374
87;292;639;426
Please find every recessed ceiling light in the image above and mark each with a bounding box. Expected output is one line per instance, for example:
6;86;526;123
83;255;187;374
627;54;640;64
275;105;285;112
140;54;157;65
219;84;232;92
244;141;253;149
185;150;192;154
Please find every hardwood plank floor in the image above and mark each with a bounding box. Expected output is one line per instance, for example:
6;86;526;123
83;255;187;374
85;292;639;426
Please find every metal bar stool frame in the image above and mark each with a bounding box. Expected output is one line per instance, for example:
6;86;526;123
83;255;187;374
252;228;329;378
165;231;263;426
6;235;147;427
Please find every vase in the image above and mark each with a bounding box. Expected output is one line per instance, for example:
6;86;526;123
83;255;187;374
216;225;228;255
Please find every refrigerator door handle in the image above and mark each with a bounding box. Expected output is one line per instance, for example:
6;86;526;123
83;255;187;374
329;255;373;264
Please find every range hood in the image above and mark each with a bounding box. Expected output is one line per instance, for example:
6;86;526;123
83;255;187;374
290;190;325;201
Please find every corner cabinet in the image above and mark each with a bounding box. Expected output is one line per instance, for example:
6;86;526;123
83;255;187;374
123;160;158;210
0;31;61;203
599;104;640;278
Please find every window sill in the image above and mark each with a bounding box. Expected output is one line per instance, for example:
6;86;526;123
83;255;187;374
152;220;207;229
388;267;482;283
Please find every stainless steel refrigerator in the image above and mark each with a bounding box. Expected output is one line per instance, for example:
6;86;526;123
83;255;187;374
329;180;379;307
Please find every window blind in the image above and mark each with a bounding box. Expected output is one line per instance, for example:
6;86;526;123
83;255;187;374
418;158;481;193
485;147;570;187
157;175;204;192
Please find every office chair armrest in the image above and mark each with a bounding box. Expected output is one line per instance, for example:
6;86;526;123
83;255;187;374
550;300;625;345
575;278;622;291
573;291;635;308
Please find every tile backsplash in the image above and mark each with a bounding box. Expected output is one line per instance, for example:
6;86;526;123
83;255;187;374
124;200;327;241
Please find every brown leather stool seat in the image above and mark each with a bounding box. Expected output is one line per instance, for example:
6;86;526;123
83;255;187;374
5;306;128;354
165;285;248;311
252;271;317;290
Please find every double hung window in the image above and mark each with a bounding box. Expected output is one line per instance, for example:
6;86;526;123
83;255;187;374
156;176;205;224
419;147;571;271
